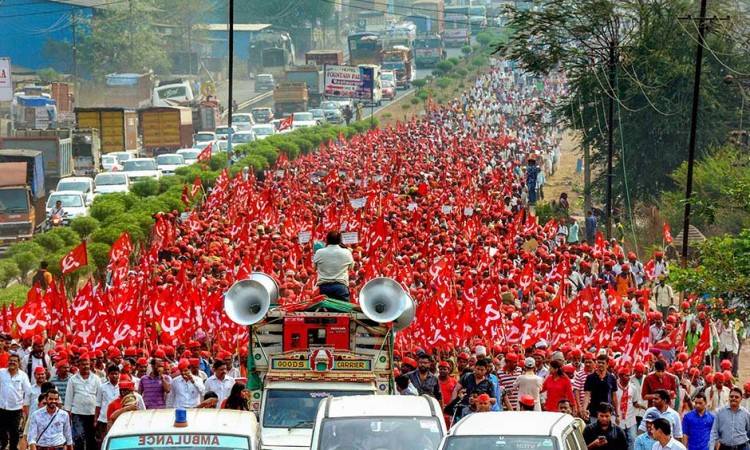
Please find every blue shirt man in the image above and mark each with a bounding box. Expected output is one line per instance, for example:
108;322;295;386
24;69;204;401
586;210;597;244
634;410;660;450
682;393;714;450
709;388;750;450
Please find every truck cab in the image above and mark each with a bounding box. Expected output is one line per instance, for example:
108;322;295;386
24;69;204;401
0;150;46;252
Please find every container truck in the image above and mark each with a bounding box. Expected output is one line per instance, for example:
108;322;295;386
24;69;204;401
222;274;414;450
411;0;444;34
347;32;384;67
0;150;46;252
102;73;153;109
273;82;309;117
72;128;101;176
414;33;446;68
74;107;139;155
382;46;415;89
139;107;194;156
0;129;73;189
285;67;323;107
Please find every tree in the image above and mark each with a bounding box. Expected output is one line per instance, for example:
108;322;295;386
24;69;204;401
75;0;171;80
234;2;335;30
497;0;750;205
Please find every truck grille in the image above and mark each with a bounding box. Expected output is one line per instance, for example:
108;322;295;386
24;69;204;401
0;221;33;238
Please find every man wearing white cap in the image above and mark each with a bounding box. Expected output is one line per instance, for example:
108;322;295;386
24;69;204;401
512;357;543;411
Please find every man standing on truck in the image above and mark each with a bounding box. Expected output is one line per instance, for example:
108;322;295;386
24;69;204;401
313;231;354;302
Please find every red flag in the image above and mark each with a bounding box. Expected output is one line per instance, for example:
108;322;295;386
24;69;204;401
644;259;655;281
663;222;673;244
190;175;203;198
417;182;429;197
60;242;88;275
278;114;294;132
181;183;190;205
518;261;535;296
618;322;648;368
15;285;48;338
593;230;606;257
689;321;712;367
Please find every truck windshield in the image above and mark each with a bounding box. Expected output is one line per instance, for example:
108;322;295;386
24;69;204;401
443;436;558;450
0;189;29;213
157;86;187;100
382;62;405;71
263;390;370;429
319;417;443;450
57;181;91;193
47;194;83;208
107;434;251;450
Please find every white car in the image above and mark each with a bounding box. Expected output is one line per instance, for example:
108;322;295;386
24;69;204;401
231;113;255;131
122;158;162;182
110;151;135;163
176;148;202;165
194;131;216;145
251;124;275;140
101;155;122;172
215;125;238;141
46;191;89;219
155;153;187;176
55;176;95;205
94;172;130;194
438;412;586;450
292;112;318;130
231;130;257;145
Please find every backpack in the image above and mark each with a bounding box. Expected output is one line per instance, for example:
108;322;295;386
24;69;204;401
32;269;48;290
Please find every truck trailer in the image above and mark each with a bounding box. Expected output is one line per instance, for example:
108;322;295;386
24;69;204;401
0;150;46;252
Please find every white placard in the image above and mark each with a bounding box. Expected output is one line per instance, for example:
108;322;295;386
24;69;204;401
374;175;383;182
298;231;312;244
340;221;349;231
407;203;418;211
275;170;285;178
342;231;359;245
441;205;453;214
463;207;474;216
0;58;12;102
350;197;366;209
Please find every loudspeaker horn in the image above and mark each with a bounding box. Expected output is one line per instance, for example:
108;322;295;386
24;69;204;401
360;277;407;323
392;294;416;332
224;273;278;325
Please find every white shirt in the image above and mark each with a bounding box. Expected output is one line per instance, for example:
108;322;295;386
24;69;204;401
22;353;55;378
64;372;101;415
617;380;641;428
26;382;45;410
167;375;205;409
651;437;686;450
27;407;72;447
313;245;354;285
204;375;235;409
706;385;730;413
0;368;32;410
96;381;120;423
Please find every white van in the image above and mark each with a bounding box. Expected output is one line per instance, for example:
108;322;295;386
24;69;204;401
356;64;383;107
311;395;446;450
103;409;260;450
438;412;586;450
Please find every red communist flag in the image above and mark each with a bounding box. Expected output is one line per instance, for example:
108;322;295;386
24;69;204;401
190;175;203;198
689;321;712;367
196;142;213;164
60;241;88;275
278;114;294;132
663;222;673;244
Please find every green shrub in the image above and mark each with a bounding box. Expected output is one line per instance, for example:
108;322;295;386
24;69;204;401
456;68;469;77
436;78;452;89
410;97;421;105
33;233;66;253
412;79;427;89
476;32;494;46
12;251;38;283
130;178;160;198
70;216;100;239
461;45;472;55
90;197;126;221
431;69;445;77
46;227;80;247
436;60;454;73
0;285;29;307
88;242;112;272
0;260;21;288
5;241;45;258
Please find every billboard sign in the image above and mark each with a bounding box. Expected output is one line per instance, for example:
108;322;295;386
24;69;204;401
0;58;12;102
324;64;372;100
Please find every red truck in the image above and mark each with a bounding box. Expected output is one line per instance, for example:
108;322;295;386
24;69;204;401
382;46;414;89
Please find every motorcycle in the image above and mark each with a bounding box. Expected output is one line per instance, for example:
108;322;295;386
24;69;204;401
45;212;69;231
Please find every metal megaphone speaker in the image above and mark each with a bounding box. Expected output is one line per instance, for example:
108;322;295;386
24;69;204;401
360;277;408;323
224;273;278;325
392;294;416;332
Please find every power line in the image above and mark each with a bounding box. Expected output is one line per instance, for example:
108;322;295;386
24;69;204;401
0;0;129;19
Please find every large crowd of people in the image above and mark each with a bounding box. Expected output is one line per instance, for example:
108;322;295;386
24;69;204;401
0;57;747;450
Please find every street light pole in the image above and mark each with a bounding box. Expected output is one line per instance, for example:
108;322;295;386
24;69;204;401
605;40;616;241
227;0;234;169
681;0;709;267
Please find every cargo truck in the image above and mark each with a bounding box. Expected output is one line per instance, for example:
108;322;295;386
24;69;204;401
74;107;139;155
273;82;309;117
0;150;46;252
72;128;101;176
0;130;73;189
285;67;323;107
223;274;414;450
305;50;344;67
414;33;446;68
102;73;153;109
139;107;194;156
382;46;414;89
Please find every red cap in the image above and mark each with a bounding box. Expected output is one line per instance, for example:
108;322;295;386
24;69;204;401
119;381;135;390
108;349;122;359
476;393;491;403
569;348;582;358
136;357;148;366
217;350;233;360
33;366;46;374
505;353;519;362
703;366;713;375
519;394;535;407
124;347;137;357
714;373;725;382
723;370;733;381
744;381;750;392
177;359;190;370
78;352;91;361
634;362;646;373
32;335;44;345
562;364;576;374
706;374;715;384
720;359;733;370
618;367;631;375
438;361;450;368
188;341;201;348
153;349;166;359
681;301;690;310
402;357;417;368
189;358;200;367
458;352;470;360
672;362;684;372
55;359;69;369
584;352;596;360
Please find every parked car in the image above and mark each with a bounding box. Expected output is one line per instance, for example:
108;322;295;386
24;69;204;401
94;172;130;194
155;153;187;176
194;131;216;145
438;412;586;450
215;125;238;141
176;148;202;165
255;73;275;92
231;131;257;145
122;158;162;181
251;107;274;124
101;154;122;172
292;112;318;130
231;113;255;131
55;176;95;205
308;108;326;124
319;101;344;124
250;124;275;140
46;191;89;219
381;80;396;100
